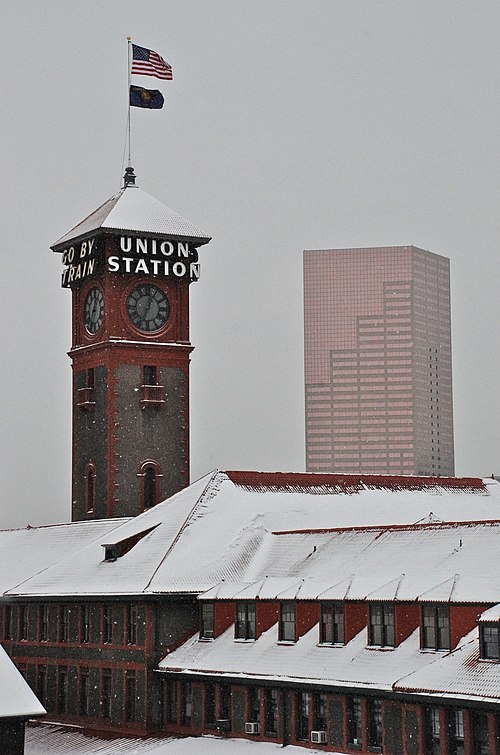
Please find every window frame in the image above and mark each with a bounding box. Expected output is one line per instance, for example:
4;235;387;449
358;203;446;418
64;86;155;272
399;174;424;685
367;698;383;749
200;601;214;639
57;666;68;714
85;463;96;514
369;602;395;647
264;688;278;737
103;604;113;644
19;604;28;641
235;601;256;640
347;695;363;748
320;601;345;645
39;604;49;642
125;670;137;722
421;604;450;650
59;605;69;643
127;604;138;645
480;623;500;660
279;601;296;642
138;460;162;511
101;668;112;719
79;667;90;717
80;604;90;644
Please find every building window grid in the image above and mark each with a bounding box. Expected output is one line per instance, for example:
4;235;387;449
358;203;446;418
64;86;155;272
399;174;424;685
19;604;28;641
39;604;49;642
368;698;383;748
103;605;113;644
297;690;309;741
59;605;69;643
80;604;90;643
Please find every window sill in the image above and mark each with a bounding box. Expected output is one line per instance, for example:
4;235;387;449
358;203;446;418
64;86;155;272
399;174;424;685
366;644;395;651
198;637;214;643
317;642;345;648
234;638;256;643
277;640;296;645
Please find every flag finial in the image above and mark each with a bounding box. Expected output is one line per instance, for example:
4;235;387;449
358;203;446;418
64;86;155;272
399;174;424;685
123;166;137;187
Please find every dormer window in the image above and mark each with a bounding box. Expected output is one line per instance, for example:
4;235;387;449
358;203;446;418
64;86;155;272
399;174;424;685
422;604;450;650
369;603;395;647
279;601;296;642
235;601;256;640
200;602;214;639
320;602;344;645
102;524;160;562
480;624;500;660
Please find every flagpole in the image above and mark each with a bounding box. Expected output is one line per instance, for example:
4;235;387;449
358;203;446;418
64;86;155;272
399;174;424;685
127;36;132;168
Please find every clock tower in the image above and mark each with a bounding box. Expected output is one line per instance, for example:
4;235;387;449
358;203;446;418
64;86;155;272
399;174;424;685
51;168;211;521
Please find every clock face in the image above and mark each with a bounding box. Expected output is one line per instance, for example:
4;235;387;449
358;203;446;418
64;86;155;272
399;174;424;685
126;284;170;332
84;287;104;334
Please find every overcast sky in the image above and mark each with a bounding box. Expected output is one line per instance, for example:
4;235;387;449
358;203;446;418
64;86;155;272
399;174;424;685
1;1;499;528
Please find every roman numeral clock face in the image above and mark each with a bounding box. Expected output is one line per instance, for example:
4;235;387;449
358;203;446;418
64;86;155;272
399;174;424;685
126;284;170;332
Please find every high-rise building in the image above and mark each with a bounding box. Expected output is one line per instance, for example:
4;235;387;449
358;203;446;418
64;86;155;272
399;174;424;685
304;245;454;476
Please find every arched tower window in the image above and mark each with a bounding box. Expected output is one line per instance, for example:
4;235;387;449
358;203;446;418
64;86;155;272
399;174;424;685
139;461;162;510
85;464;96;514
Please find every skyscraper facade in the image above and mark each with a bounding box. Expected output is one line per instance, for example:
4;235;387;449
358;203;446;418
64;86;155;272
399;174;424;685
304;246;454;476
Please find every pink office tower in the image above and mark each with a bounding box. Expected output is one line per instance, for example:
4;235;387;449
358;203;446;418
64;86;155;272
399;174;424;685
304;246;454;476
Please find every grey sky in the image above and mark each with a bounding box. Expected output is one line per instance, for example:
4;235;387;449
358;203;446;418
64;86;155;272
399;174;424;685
1;1;499;528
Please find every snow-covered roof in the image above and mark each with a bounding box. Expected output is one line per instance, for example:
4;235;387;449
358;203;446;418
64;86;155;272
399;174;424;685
395;629;500;703
4;471;500;599
51;184;211;249
479;604;500;623
159;623;439;693
0;645;45;718
0;518;128;595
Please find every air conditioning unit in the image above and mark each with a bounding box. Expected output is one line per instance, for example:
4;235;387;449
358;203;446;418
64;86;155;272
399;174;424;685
245;722;260;734
215;718;230;732
310;730;327;744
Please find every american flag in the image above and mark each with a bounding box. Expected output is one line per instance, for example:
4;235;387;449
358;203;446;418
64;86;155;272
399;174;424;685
131;44;173;80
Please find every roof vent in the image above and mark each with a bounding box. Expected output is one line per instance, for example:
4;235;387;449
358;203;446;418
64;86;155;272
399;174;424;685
123;166;137;187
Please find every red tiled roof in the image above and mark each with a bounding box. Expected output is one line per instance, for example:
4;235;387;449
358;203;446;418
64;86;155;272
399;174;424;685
225;470;486;493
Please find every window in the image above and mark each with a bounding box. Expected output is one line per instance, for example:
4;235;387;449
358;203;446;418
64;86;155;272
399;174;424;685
471;711;490;755
167;679;177;724
103;605;113;644
80;605;90;643
422;605;450;650
235;601;256;640
279;602;296;642
313;692;326;731
347;696;363;747
249;687;260;723
449;709;464;755
19;605;28;641
59;605;69;643
219;683;231;723
181;681;192;726
127;604;138;645
426;707;440;755
4;605;11;640
297;691;309;740
320;602;344;644
125;671;137;721
39;605;49;642
101;669;112;718
57;667;68;713
205;682;216;728
37;666;47;705
481;624;500;660
79;667;90;716
369;603;395;647
141;366;164;404
264;688;278;737
85;464;96;514
368;699;382;749
139;461;162;510
143;365;158;385
200;602;214;639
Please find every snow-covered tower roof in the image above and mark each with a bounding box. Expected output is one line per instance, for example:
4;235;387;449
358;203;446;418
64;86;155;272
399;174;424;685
51;167;211;250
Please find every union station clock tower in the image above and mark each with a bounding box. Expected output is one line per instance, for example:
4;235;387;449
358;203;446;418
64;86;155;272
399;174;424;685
51;168;211;521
